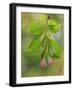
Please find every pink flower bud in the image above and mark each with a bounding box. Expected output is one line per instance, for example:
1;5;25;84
39;58;46;68
48;58;53;65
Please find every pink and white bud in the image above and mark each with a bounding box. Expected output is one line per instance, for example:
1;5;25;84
48;57;53;65
39;58;46;68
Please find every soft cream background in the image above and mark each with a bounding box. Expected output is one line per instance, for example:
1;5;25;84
0;0;72;89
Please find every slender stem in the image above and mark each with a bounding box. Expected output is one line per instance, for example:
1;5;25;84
41;15;50;59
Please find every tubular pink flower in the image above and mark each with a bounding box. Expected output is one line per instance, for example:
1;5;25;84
39;58;46;68
48;58;53;65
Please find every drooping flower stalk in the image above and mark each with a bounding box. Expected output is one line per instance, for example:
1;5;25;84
39;15;50;68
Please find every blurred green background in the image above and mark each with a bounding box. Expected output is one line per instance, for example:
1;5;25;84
21;12;64;77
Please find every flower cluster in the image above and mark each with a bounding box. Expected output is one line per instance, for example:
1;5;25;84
39;57;54;69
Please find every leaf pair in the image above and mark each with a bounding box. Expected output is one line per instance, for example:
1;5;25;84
29;15;61;36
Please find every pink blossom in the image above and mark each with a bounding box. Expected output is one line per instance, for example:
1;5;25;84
48;58;53;65
39;58;46;68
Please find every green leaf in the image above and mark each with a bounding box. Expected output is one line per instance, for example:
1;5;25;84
48;19;57;25
46;35;62;58
26;37;41;55
50;40;62;58
40;15;47;25
48;19;61;33
29;20;45;35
